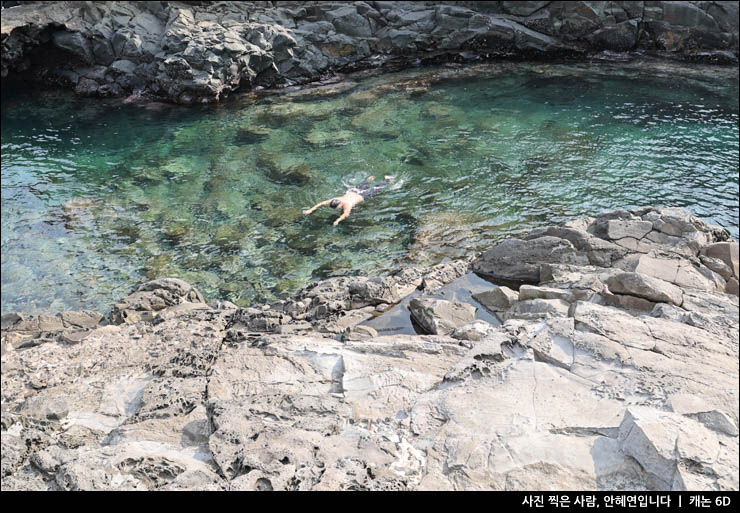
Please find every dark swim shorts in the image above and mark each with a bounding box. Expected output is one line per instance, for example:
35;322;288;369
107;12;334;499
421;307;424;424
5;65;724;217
350;178;391;199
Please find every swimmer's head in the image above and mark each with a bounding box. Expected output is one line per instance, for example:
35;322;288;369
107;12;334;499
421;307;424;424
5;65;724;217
330;199;341;209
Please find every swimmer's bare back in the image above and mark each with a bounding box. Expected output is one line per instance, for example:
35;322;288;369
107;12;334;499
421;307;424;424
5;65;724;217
302;176;395;226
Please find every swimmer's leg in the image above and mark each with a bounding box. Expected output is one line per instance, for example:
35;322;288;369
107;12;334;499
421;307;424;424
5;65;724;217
362;178;393;199
355;176;376;193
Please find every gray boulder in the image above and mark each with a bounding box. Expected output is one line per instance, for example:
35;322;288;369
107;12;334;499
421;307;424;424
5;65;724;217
631;255;724;293
701;242;739;279
726;278;739;297
20;395;69;421
1;310;103;350
348;277;400;308
700;255;735;281
587;19;638;51
472;287;518;311
606;272;684;306
228;309;293;334
618;407;721;491
525;226;628;267
325;5;373;38
110;278;206;324
606;219;653;241
409;298;476;335
450;320;496;342
518;285;573;302
472;236;587;284
505;298;571;320
51;31;94;64
572;301;655;350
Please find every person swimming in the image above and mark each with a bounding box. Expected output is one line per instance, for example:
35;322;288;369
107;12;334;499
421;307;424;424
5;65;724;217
303;175;397;226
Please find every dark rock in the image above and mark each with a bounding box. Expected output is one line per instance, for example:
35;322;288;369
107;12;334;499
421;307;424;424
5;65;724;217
75;77;100;96
515;23;575;54
501;1;550;17
51;31;94;64
110;59;137;74
472;236;588;284
602;290;658;312
663;2;720;32
1;1;736;104
326;6;373;38
257;153;313;185
587;20;639;51
524;226;628;267
1;313;24;331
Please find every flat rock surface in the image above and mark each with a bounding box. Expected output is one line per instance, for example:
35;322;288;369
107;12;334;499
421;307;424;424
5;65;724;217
1;206;738;490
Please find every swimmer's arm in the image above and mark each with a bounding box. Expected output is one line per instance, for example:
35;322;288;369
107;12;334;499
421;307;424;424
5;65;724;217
333;206;352;226
303;200;331;215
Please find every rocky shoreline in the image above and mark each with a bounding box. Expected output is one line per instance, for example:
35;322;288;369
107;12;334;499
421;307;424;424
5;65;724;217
2;206;738;490
2;1;739;104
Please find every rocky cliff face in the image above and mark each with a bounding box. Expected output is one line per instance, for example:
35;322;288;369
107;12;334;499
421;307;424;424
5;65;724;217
2;206;738;490
2;1;738;104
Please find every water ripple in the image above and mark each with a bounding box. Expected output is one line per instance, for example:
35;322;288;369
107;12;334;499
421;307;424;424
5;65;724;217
2;62;738;312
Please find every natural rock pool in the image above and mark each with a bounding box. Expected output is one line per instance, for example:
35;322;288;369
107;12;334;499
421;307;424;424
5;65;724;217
2;60;738;313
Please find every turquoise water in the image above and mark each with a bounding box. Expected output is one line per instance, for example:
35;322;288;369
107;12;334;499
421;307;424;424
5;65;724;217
2;61;738;313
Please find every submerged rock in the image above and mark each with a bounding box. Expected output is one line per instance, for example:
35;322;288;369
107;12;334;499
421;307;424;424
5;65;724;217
408;211;487;264
302;128;354;148
211;224;248;251
257;152;313;185
234;125;271;145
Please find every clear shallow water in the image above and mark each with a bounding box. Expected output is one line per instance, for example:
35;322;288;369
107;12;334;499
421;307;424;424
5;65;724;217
2;61;738;313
